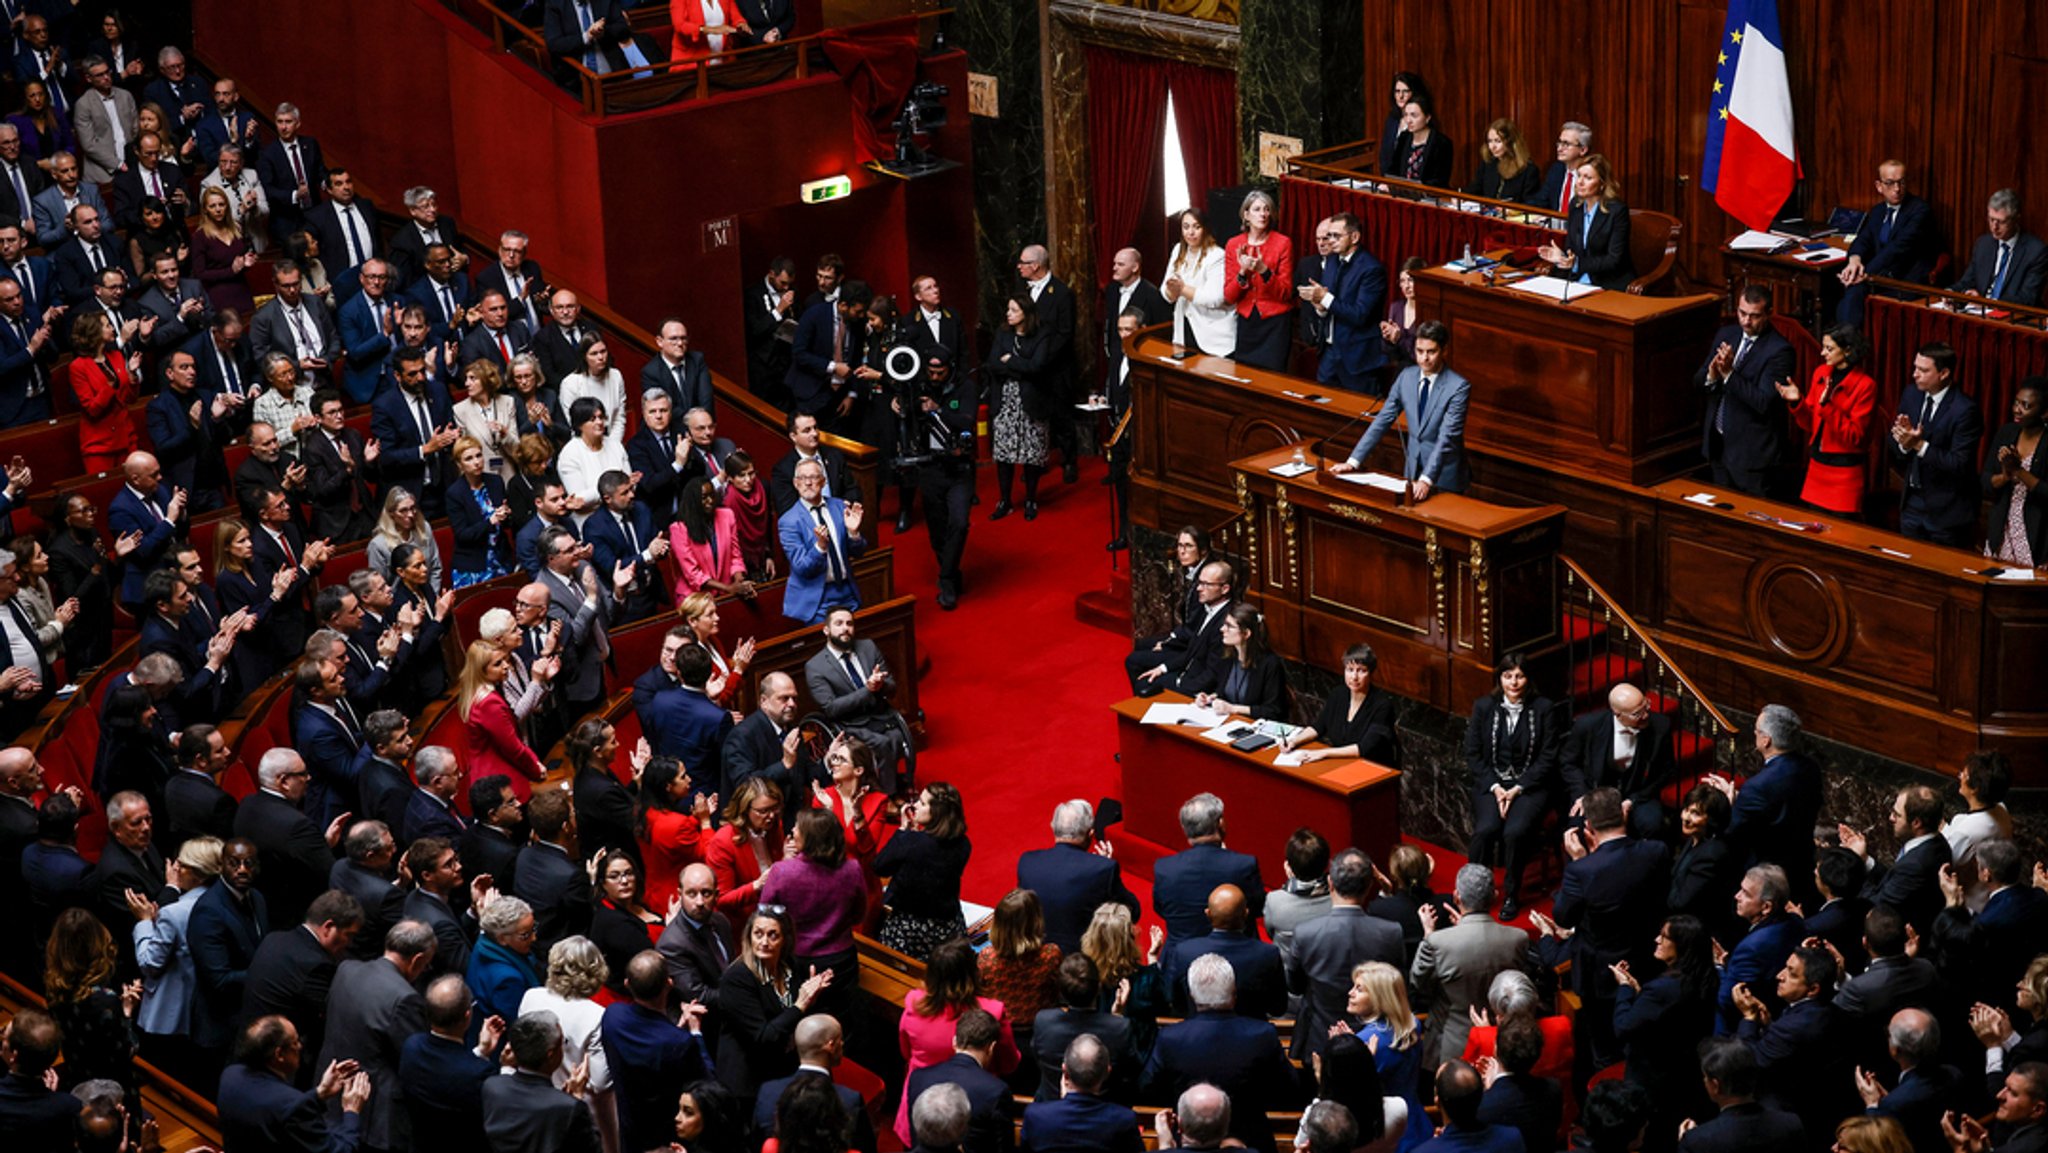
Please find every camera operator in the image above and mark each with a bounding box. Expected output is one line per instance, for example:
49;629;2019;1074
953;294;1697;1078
896;347;980;611
860;294;911;528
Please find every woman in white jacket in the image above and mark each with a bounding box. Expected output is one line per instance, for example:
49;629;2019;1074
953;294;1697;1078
1163;208;1235;359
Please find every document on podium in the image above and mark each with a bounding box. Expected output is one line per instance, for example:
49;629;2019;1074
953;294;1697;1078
1141;702;1225;726
1334;470;1409;494
1505;275;1604;302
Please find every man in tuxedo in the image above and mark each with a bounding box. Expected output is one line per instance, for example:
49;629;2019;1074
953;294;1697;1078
1888;341;1983;548
1410;864;1531;1066
218;1015;371;1152
407;244;474;341
1950;188;2048;306
743;256;798;405
656;863;734;1012
242;889;365;1073
458;289;533;373
1016;800;1139;956
750;1015;878;1153
300;388;379;542
1837;160;1938;324
256;103;326;246
135;250;213;351
0;125;47;236
1139;959;1303;1153
1022;1034;1144;1152
72;54;138;185
372;346;461;518
109;131;187;232
780;459;867;624
50;202;123;307
1560;682;1676;838
907;275;967;364
1128;559;1235;697
532;289;592;386
109;450;186;610
386;186;463;291
1152;793;1264;942
477;229;548;333
1538;121;1593;216
543;0;636;77
1016;244;1082;481
640;316;714;414
147;349;234;512
1695;287;1796;498
770;409;861;513
1536;788;1670;1076
164;724;238;849
29;152;106;248
1331;320;1470;497
1286;848;1404;1055
1300;212;1388;395
193;76;261;168
236;747;346;928
905;1009;1018;1153
1165;884;1287;1018
583;469;668;620
1712;705;1824;901
626;389;693;532
512;787;592;951
250;262;339;386
307;168;379;287
0;269;57;428
1841;785;1952;934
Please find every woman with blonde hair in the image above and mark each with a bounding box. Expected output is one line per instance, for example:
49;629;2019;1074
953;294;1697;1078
1162;208;1233;358
369;485;442;593
1221;189;1296;370
1078;902;1169;1021
453;359;521;479
677;591;754;709
1833;1116;1912;1153
1466;118;1540;204
705;777;786;922
1539;153;1635;291
457;639;545;797
1337;960;1429;1152
191;184;257;314
518;935;619;1151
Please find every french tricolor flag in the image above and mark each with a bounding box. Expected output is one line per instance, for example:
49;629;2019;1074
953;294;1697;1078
1702;0;1801;231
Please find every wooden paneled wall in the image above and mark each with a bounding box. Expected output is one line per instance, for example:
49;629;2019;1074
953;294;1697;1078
1361;0;2048;294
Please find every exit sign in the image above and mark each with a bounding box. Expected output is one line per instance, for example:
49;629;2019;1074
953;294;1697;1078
802;175;852;204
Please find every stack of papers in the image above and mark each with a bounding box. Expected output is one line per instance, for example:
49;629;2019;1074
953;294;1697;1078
1729;229;1794;252
1334;471;1408;493
1505;275;1602;302
1141;702;1226;726
1269;460;1315;478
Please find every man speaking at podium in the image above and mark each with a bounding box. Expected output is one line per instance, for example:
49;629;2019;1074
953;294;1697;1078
1327;321;1469;500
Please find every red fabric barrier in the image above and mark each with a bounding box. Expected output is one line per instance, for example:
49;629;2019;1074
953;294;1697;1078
1278;176;1560;281
819;17;923;163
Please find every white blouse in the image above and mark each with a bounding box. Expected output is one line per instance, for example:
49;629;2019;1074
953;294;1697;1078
1165;242;1235;357
558;369;627;444
556;436;630;522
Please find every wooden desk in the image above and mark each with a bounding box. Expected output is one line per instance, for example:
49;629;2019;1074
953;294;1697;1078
1231;447;1566;710
1720;237;1849;333
1411;267;1720;485
1113;693;1400;886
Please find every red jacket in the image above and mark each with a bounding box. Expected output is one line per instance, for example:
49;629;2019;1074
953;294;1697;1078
463;689;545;798
1789;365;1877;514
1221;231;1297;320
71;352;137;462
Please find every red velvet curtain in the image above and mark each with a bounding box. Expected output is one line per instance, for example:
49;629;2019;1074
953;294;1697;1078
819;17;923;163
1086;46;1171;285
1277;176;1561;281
1166;62;1239;216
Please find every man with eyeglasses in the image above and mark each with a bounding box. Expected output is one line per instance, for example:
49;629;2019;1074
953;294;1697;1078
1839;163;1932;324
461;776;528;897
641;317;714;416
234;747;350;927
533;289;591;387
477;229;548;332
193;76;261;169
1561;681;1676;839
110;130;187;232
0;124;48;237
1538;121;1593;216
1128;559;1237;697
338;258;400;403
72;54;137;185
250;262;340;382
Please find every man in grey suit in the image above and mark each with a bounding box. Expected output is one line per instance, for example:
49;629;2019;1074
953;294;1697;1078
1949;188;2048;307
534;526;630;716
71;56;138;185
29;152;108;248
481;1010;603;1153
249;262;340;382
1285;847;1405;1059
1329;320;1471;499
316;919;435;1152
1410;864;1533;1066
803;605;913;794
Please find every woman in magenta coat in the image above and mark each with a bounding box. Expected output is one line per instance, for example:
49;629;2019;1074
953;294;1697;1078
894;938;1021;1144
670;476;752;600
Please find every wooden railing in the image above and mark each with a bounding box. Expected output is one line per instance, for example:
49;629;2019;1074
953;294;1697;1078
1559;555;1740;784
1289;141;1569;229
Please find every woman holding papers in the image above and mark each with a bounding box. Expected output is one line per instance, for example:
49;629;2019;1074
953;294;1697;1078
1777;323;1879;517
1538;154;1635;290
1280;643;1403;768
1189;604;1287;721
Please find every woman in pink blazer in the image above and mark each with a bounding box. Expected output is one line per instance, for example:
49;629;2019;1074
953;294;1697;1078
455;639;546;799
895;939;1021;1145
669;475;754;600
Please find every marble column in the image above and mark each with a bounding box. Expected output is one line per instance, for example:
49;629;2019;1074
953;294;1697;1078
1237;0;1365;180
956;0;1048;327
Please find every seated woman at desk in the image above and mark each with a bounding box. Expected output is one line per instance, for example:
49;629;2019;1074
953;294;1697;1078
1279;643;1403;768
1464;118;1541;206
1382;97;1453;190
1537;154;1635;290
1776;323;1878;517
1189;604;1288;721
1983;377;2048;568
1380;257;1427;369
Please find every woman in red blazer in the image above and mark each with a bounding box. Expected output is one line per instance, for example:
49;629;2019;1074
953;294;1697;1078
69;312;138;474
706;776;787;922
1778;324;1878;516
670;0;749;66
670;476;752;601
1219;189;1296;372
455;639;546;799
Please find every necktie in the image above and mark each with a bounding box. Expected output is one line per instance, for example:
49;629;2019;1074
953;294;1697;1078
5;165;26;223
1880;206;1896;245
288;142;305;189
812;503;845;581
576;2;601;70
440;284;456;323
1918;391;1935;429
497;330;511;363
347;638;372;670
709;924;729;966
529;626;546;654
1993;242;2013;299
340;204;366;267
670;361;684;398
832;316;845;374
620;513;638;557
219;347;240;394
148;169;161;200
659;433;674;460
1415;375;1432;426
337;699;362;743
277;529;296;569
86;244;102;273
11;261;30;311
288;307;315;357
413;397;432;442
839;648;861;688
1717;336;1754;434
1559;173;1573;215
13;321;39;396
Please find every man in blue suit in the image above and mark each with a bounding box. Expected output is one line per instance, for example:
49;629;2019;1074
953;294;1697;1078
1152;792;1264;942
337;258;400;403
1932;838;2048;1001
1717;864;1803;1034
1732;945;1855;1141
1139;956;1303;1153
406;244;474;341
1332;320;1471;498
399;974;505;1151
1695;288;1798;499
785;280;873;428
601;952;716;1153
516;480;581;575
1021;1034;1143;1153
1163;884;1286;1018
778;456;867;624
1016;799;1140;956
219;1015;370;1153
1856;1008;1962;1153
109;450;186;611
49;202;124;307
256;106;326;246
1837;161;1938;324
371;347;461;517
1536;787;1669;1076
905;1008;1019;1153
0;221;53;314
293;657;365;832
0;269;55;428
147;349;232;513
136;568;233;729
188;839;269;1064
1948;189;2048;306
1887;341;1983;548
1678;1038;1808;1153
1711;704;1823;901
582;469;668;620
192;77;262;169
750;1015;878;1153
641;646;731;796
1298;213;1386;396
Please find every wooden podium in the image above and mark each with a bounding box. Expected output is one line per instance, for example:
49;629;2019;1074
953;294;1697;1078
1230;448;1567;712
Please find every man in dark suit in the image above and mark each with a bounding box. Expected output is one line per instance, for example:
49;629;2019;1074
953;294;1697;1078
0;268;53;430
184;315;259;434
750;1014;879;1153
1695;287;1797;499
0;127;47;237
248;485;327;658
1301;213;1388;395
164;724;239;849
1717;864;1804;1035
372;347;461;518
306;168;380;286
1165;883;1286;1018
1678;1037;1807;1153
403;836;480;979
20;793;91;948
1286;848;1405;1057
1837;161;1938;324
134;249;213;352
402;746;470;849
1017;799;1140;957
677;400;737;488
1843;784;1952;934
743;257;798;406
601;952;717;1152
656;863;734;1013
458;289;534;374
1014;245;1082;480
236;748;345;927
907;1008;1019;1153
543;0;636;76
400;974;505;1149
300;388;379;543
1714;704;1824;899
532;289;594;387
1887;341;1984;548
1804;847;1870;974
476;229;548;332
108;131;187;232
583;469;667;620
255;105;327;246
49;203;123;306
316;919;435;1152
803;606;909;790
1099;251;1168;398
462;776;526;896
1561;682;1676;838
1140;955;1303;1153
0;1007;81;1146
189;839;269;1059
1855;1008;1963;1153
786;280;874;431
1031;953;1138;1102
1833;905;1939;1071
294;655;365;832
626;390;692;532
1950;189;2048;306
329;821;407;961
1128;559;1236;697
147;348;234;513
242;889;365;1077
351;709;414;834
1022;1033;1143;1152
484;1010;606;1153
218;1014;371;1152
1537;122;1593;216
1932;838;2048;1000
513;788;592;951
1733;945;1856;1140
257;260;338;381
385;187;463;291
1152;792;1265;942
643;646;733;800
136;568;233;730
770;409;863;514
94;790;168;947
406;243;474;340
1475;1012;1564;1153
193;77;262;168
721;672;806;809
907;274;968;365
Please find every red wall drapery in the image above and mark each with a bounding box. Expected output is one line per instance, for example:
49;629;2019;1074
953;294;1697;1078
1085;47;1171;286
819;17;924;163
1166;60;1238;218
